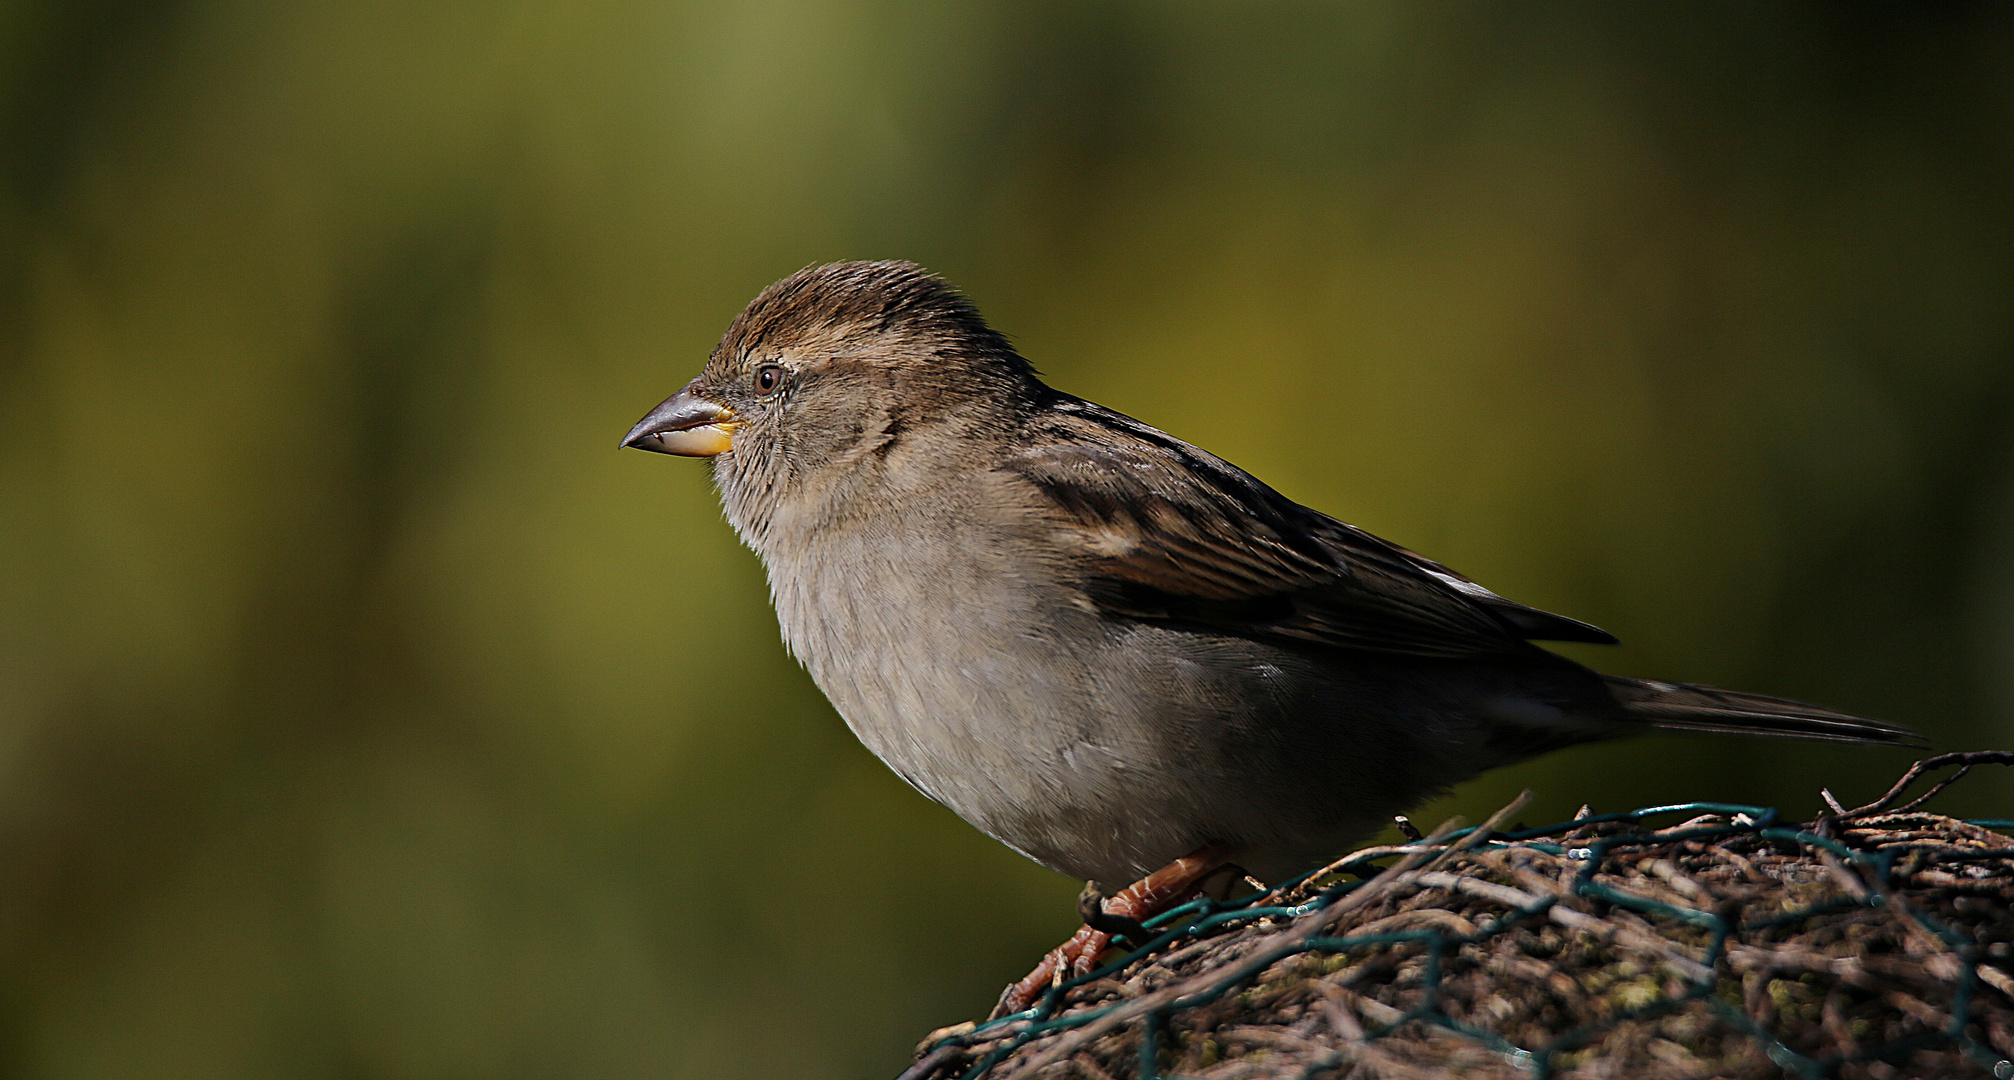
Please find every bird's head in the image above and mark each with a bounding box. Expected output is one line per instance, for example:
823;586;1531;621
621;261;1040;539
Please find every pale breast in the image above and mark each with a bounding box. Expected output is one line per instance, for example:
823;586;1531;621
734;472;1373;884
760;502;1104;817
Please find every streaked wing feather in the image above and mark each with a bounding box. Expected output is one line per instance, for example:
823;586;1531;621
1006;398;1615;659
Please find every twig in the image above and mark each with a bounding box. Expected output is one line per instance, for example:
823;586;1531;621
1839;751;2014;819
896;1042;967;1080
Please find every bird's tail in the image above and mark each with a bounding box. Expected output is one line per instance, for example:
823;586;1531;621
1602;676;1924;747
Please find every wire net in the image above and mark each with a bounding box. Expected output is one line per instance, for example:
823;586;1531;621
902;752;2014;1080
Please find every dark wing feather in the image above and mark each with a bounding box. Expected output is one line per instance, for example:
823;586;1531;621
1003;398;1617;659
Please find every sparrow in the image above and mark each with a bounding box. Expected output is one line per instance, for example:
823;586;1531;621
622;260;1919;1010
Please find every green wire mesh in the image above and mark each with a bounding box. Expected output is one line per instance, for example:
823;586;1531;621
902;751;2014;1080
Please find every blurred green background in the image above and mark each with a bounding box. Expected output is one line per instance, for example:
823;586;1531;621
3;2;2012;1076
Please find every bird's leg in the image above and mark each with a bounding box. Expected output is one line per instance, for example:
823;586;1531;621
992;843;1237;1017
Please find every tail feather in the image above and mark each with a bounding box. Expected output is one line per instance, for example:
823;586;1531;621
1602;676;1925;747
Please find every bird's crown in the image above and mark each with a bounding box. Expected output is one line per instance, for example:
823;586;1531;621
711;260;1029;380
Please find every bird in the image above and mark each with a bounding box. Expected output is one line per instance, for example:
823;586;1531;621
621;260;1920;1013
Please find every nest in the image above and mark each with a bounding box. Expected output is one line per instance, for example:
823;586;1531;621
903;752;2014;1080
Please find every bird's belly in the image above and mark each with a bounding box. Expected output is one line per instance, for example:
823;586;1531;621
765;547;1475;885
768;551;1202;880
801;612;1105;839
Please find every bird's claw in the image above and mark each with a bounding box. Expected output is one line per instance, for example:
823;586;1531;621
991;923;1116;1018
1076;881;1153;946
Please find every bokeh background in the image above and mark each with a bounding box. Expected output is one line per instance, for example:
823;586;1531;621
3;2;2013;1076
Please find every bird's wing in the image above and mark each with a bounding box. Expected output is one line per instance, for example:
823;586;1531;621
1002;398;1616;659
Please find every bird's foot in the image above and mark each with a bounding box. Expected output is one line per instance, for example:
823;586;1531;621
990;843;1237;1018
989;924;1110;1019
1077;881;1152;945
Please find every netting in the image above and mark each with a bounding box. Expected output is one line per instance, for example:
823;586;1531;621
900;751;2014;1080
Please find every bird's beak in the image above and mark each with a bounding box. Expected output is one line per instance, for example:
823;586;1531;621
620;380;739;457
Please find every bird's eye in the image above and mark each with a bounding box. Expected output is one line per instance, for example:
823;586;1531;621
754;365;783;396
